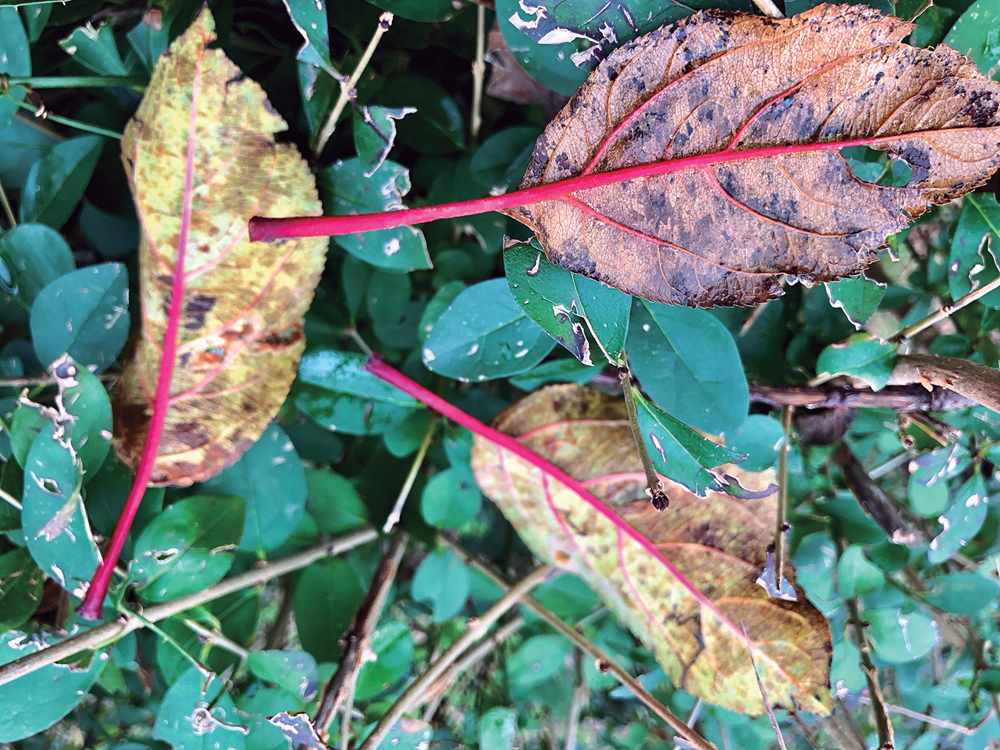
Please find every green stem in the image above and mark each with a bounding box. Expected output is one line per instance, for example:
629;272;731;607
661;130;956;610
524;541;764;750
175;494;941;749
7;76;146;90
0;94;123;139
619;358;668;510
773;406;793;596
383;416;437;532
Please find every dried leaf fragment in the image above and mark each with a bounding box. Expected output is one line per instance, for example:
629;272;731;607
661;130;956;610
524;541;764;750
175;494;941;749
471;385;833;715
114;9;328;485
508;3;1000;307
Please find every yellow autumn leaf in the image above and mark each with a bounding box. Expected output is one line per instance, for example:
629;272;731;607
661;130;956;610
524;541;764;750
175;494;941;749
114;8;328;486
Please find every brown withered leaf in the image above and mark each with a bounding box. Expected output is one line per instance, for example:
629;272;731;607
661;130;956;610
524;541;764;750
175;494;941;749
471;385;832;715
506;3;1000;307
114;9;328;486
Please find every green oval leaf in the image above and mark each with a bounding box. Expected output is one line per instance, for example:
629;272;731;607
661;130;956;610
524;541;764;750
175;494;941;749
20;135;103;230
0;223;75;323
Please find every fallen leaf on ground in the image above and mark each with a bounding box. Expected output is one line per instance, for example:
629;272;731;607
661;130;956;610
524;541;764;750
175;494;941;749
114;9;328;486
471;384;832;715
507;4;1000;307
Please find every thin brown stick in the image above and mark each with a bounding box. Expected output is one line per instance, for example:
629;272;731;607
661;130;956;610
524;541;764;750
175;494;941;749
846;596;894;749
750;0;783;18
314;13;393;157
0;372;120;389
565;658;587;750
620;361;668;510
748;383;971;412
182;618;250;660
470;2;486;141
355;565;554;750
383;417;437;533
312;533;407;742
0;527;377;687
892;273;1000;344
834;444;916;545
0;175;15;228
773;406;793;596
439;535;718;750
857;696;980;735
742;622;786;750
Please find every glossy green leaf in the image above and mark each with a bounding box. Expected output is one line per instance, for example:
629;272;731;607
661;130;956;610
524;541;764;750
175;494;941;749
383;409;433;457
21;423;100;596
354;106;415;178
725;414;784;472
627;298;748;433
19;135;103;230
376;74;464;155
355;621;414;700
826;274;886;329
509;358;599;390
130;495;244;602
0;548;43;631
294;557;366;662
295;349;420;435
78;201;139;259
30;263;129;372
201;424;306;554
0;223;74;323
470;126;541;194
420;467;482;529
925;571;1000;615
632;390;742;497
419;281;465;343
908;471;950;518
364;0;454;22
318;158;430;271
0;8;29;131
153;665;245;750
283;0;336;74
928;473;990;564
126;15;169;73
59;22;129;76
411;548;471;621
247;650;319;706
504;239;631;365
479;707;517;750
949;193;1000;308
945;0;1000;80
305;469;368;534
422;278;556;381
508;634;572;689
837;545;885;598
816;334;898;390
866;608;938;663
0;631;107;742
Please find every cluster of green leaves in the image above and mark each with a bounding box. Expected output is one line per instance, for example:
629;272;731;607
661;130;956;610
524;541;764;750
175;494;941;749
0;0;999;749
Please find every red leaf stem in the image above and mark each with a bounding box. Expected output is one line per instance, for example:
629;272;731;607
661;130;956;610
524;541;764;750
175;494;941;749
362;355;727;614
251;133;908;241
76;52;205;621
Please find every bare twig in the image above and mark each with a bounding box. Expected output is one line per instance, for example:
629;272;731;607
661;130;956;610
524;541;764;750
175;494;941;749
0;487;22;511
845;596;894;749
0;175;15;228
857;696;980;735
565;659;587;750
182;618;251;660
356;565;554;750
313;533;408;742
773;406;793;596
788;710;823;750
742;622;786;750
314;13;393;157
892;274;1000;344
0;372;119;389
263;576;297;650
0;528;378;687
748;383;971;412
439;535;719;750
470;3;486;140
620;360;668;511
834;444;916;545
383;417;437;533
750;0;783;18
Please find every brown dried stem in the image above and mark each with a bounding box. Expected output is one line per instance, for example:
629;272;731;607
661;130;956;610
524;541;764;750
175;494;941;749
743;621;786;750
833;444;916;545
845;596;894;749
439;535;719;750
0;175;15;228
312;533;408;742
0;528;377;687
620;360;668;510
314;12;393;157
892;273;1000;344
355;564;554;750
748;383;971;412
470;2;486;140
773;406;793;597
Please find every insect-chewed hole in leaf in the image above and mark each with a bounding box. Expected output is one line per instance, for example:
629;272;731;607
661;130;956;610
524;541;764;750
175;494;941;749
841;145;912;187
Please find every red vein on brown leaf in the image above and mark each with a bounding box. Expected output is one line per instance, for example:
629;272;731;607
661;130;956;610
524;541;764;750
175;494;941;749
246;130;988;242
77;49;205;621
363;355;814;688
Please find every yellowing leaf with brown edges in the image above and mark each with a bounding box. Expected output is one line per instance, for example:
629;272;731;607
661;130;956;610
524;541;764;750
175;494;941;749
507;3;1000;307
471;385;832;715
114;9;328;486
